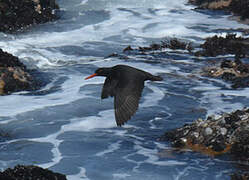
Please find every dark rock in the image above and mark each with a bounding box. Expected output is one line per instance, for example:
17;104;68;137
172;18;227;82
221;72;236;81
220;60;234;68
225;112;241;125
201;58;249;88
188;0;249;22
0;48;39;95
232;77;249;89
231;129;249;160
228;0;249;20
164;38;193;51
231;172;249;180
0;49;26;68
0;0;59;33
0;165;67;180
123;38;193;53
237;63;249;74
189;0;232;9
195;34;249;57
161;108;249;158
123;45;134;52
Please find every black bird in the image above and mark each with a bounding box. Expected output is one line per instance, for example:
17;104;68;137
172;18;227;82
85;64;163;126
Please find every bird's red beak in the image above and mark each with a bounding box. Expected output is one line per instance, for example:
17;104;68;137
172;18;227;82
85;73;97;80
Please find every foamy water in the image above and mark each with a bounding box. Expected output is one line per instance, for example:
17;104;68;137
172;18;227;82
0;0;248;179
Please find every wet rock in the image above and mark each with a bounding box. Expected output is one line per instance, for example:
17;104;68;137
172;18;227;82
189;0;232;9
220;127;227;135
231;129;249;160
163;38;193;51
230;172;249;180
0;48;38;95
161;108;249;158
195;34;249;57
123;38;193;53
189;0;249;23
123;45;134;52
0;0;59;33
201;58;249;88
229;0;249;21
0;165;67;180
204;127;213;136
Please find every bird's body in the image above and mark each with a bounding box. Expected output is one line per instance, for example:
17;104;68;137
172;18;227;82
85;64;163;126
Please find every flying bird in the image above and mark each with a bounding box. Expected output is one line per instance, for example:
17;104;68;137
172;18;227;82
85;64;163;126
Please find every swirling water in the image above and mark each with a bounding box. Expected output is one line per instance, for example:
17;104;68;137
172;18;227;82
0;0;249;179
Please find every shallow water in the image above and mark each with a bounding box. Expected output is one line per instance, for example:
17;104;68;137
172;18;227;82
0;0;249;179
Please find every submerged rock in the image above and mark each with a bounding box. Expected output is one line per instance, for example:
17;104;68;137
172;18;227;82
160;108;249;159
201;58;249;88
0;0;59;33
0;165;67;180
0;48;38;95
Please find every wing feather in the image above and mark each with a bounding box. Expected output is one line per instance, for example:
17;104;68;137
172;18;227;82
114;81;144;126
101;77;118;99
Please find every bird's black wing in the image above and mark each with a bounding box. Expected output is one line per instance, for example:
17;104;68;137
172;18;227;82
101;77;118;99
114;80;144;126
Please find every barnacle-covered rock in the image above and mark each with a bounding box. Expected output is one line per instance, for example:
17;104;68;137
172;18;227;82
0;48;38;95
0;165;67;180
0;0;59;33
201;58;249;88
161;108;249;159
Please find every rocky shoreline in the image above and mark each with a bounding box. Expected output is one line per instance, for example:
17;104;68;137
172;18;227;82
123;32;249;178
0;0;59;33
188;0;249;24
123;33;249;89
0;0;249;179
160;108;249;160
0;165;67;180
231;172;249;180
195;34;249;57
0;49;40;95
202;58;249;89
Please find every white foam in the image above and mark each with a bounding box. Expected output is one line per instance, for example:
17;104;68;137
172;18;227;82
174;166;192;180
149;117;162;129
141;84;165;108
0;0;247;68
62;109;116;132
134;144;186;166
29;110;115;170
79;0;88;6
0;1;248;179
103;129;128;137
67;167;89;180
193;82;245;116
113;173;131;179
95;140;122;156
0;74;101;117
32;132;63;169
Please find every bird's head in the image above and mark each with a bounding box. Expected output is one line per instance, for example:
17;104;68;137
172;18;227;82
85;67;112;80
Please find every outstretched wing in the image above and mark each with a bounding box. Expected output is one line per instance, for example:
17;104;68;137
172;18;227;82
114;81;144;126
101;77;118;99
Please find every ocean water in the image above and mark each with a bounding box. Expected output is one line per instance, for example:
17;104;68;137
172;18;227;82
0;0;249;179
